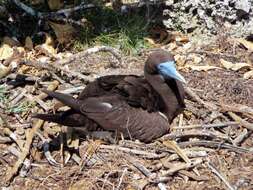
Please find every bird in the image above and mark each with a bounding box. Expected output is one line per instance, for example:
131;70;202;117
33;50;186;143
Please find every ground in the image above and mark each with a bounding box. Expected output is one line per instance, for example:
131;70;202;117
0;29;253;190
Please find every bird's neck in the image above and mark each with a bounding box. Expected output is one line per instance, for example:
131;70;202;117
145;72;185;122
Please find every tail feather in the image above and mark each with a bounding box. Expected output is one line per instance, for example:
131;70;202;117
32;111;88;127
32;113;63;124
42;89;81;112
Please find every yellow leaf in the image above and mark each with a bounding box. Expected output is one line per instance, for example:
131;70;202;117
144;37;157;46
25;36;33;50
243;70;253;79
0;63;11;78
235;38;253;51
220;59;251;71
47;0;64;10
49;21;76;44
0;44;14;60
44;33;55;46
186;65;220;71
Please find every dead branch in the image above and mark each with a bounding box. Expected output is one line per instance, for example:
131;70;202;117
128;159;166;190
99;144;166;159
233;128;252;145
10;0;39;17
4;119;44;185
10;0;95;19
116;168;128;190
157;158;203;182
221;103;253;119
161;130;231;142
206;161;235;190
7;146;31;177
162;140;200;176
0;136;12;143
164;150;207;162
178;140;252;154
227;112;253;131
53;46;123;67
184;86;218;111
172;121;239;130
43;3;95;18
178;170;209;181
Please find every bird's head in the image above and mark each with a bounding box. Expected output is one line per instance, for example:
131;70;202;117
144;50;186;83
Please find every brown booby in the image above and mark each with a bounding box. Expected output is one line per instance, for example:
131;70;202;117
33;50;186;142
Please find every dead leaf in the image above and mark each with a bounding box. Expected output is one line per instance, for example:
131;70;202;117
25;36;33;50
166;42;178;51
16;47;25;54
144;37;158;46
186;65;220;71
235;38;253;51
188;54;202;64
220;59;251;71
0;44;14;60
44;33;55;46
49;21;76;44
174;54;186;67
243;70;253;79
47;0;64;10
0;63;11;78
175;35;189;43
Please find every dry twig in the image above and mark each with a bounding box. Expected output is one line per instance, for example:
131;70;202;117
179;140;252;154
206;161;235;190
172;122;239;130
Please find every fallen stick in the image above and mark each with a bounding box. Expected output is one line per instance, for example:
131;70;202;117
184;86;217;111
162;140;200;176
10;0;95;19
207;162;235;190
7;146;31;177
157;158;203;182
178;170;209;181
161;130;230;141
54;46;122;66
99;144;166;159
228;112;253;131
0;136;12;143
233;128;251;146
163;150;207;163
128;160;166;190
116;168;128;190
4;119;44;185
171;122;239;130
178;140;252;154
221;103;253;119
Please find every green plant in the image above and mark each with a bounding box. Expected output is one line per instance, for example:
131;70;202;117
7;101;35;114
75;7;151;55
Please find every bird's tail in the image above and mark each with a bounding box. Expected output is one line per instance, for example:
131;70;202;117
42;89;82;112
32;110;88;127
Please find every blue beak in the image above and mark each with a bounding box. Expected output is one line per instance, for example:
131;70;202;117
157;61;186;83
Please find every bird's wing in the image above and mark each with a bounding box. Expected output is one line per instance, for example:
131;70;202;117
79;96;169;142
78;74;163;112
114;76;163;112
78;75;127;99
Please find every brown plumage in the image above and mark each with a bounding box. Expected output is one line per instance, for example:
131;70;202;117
33;50;186;142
